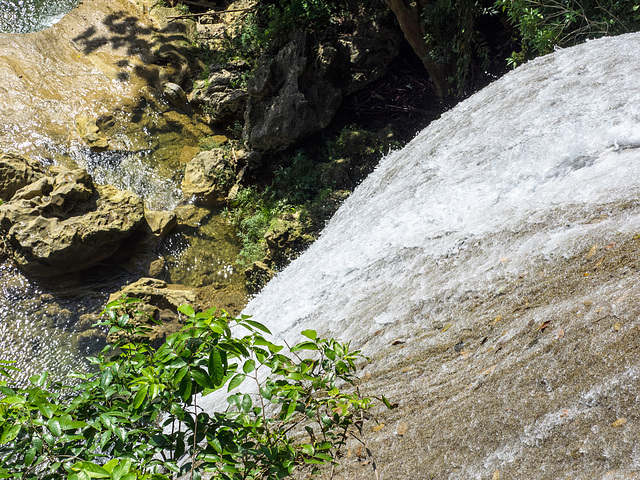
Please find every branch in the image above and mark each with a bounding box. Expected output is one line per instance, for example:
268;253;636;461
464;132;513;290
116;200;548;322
168;7;256;20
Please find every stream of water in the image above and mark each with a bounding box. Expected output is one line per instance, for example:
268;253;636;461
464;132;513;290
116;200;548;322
0;1;247;383
0;0;79;33
239;33;640;477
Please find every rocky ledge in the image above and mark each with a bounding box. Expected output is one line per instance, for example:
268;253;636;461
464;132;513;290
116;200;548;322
0;153;173;277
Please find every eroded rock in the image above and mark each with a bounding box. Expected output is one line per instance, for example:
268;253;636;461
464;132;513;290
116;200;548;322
181;149;236;205
107;277;196;346
0;152;45;201
0;163;145;276
244;20;401;153
189;64;249;124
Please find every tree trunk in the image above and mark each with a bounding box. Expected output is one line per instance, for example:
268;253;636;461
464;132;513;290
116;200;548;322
384;0;450;102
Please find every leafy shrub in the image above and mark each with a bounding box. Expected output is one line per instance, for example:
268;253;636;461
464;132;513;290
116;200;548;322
0;298;385;480
497;0;640;65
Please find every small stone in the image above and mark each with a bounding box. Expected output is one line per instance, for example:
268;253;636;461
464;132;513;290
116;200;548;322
612;417;627;428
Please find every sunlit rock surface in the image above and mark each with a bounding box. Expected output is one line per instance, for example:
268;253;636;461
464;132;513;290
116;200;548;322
244;33;640;478
0;0;157;157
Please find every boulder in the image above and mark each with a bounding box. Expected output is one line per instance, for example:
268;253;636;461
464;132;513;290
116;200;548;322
75;113;110;150
189;65;249;124
0;153;45;201
181;149;236;205
106;278;196;346
244;21;401;153
0;166;145;276
163;82;189;108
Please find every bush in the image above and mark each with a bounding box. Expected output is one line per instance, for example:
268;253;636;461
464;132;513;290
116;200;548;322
498;0;640;65
0;298;387;480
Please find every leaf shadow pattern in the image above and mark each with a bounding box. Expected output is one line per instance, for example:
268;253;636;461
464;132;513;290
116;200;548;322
70;10;197;90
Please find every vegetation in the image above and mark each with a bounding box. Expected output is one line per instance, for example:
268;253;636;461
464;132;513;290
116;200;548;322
223;126;399;285
498;0;640;65
0;297;386;480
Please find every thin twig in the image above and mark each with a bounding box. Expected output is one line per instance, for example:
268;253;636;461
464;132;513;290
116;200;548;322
168;7;256;19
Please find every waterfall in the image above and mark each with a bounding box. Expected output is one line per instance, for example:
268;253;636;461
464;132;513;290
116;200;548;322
245;32;640;345
242;33;640;477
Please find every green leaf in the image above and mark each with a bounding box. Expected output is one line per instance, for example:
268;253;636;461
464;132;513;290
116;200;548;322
241;394;252;412
71;461;111;478
178;305;196;317
32;436;43;453
47;418;62;437
0;395;25;405
227;374;245;392
102;459;118;473
99;430;112;450
301;329;317;340
300;443;314;455
243;319;271;334
24;447;36;466
179;374;193;402
208;349;225;387
37;402;55;419
191;367;214;389
242;359;255;375
291;341;319;352
133;385;148;410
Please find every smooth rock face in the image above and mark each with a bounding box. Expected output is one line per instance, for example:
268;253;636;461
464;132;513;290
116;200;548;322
181;149;235;205
0;152;45;201
0;163;145;276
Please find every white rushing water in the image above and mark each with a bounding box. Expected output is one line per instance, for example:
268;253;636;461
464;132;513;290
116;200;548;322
244;32;640;349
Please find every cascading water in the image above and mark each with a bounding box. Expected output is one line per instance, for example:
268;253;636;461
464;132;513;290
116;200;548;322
243;33;640;478
0;0;79;33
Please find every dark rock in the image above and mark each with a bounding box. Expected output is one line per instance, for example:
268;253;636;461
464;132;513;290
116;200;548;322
243;20;401;153
189;68;248;124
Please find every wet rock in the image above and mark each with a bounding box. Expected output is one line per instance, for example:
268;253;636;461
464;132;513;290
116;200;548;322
181;149;236;205
189;66;249;124
194;283;247;316
163;82;189;108
0;153;45;201
174;204;211;227
75;113;109;150
264;215;313;268
109;277;195;311
143;209;177;236
0;166;145;276
244;261;275;294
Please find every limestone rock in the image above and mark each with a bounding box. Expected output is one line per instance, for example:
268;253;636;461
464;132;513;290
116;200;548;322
163;82;189;108
181;149;235;205
189;66;249;124
244;23;401;153
107;278;196;347
75;114;109;150
143;209;177;236
0;153;45;201
0;166;145;276
108;277;195;311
